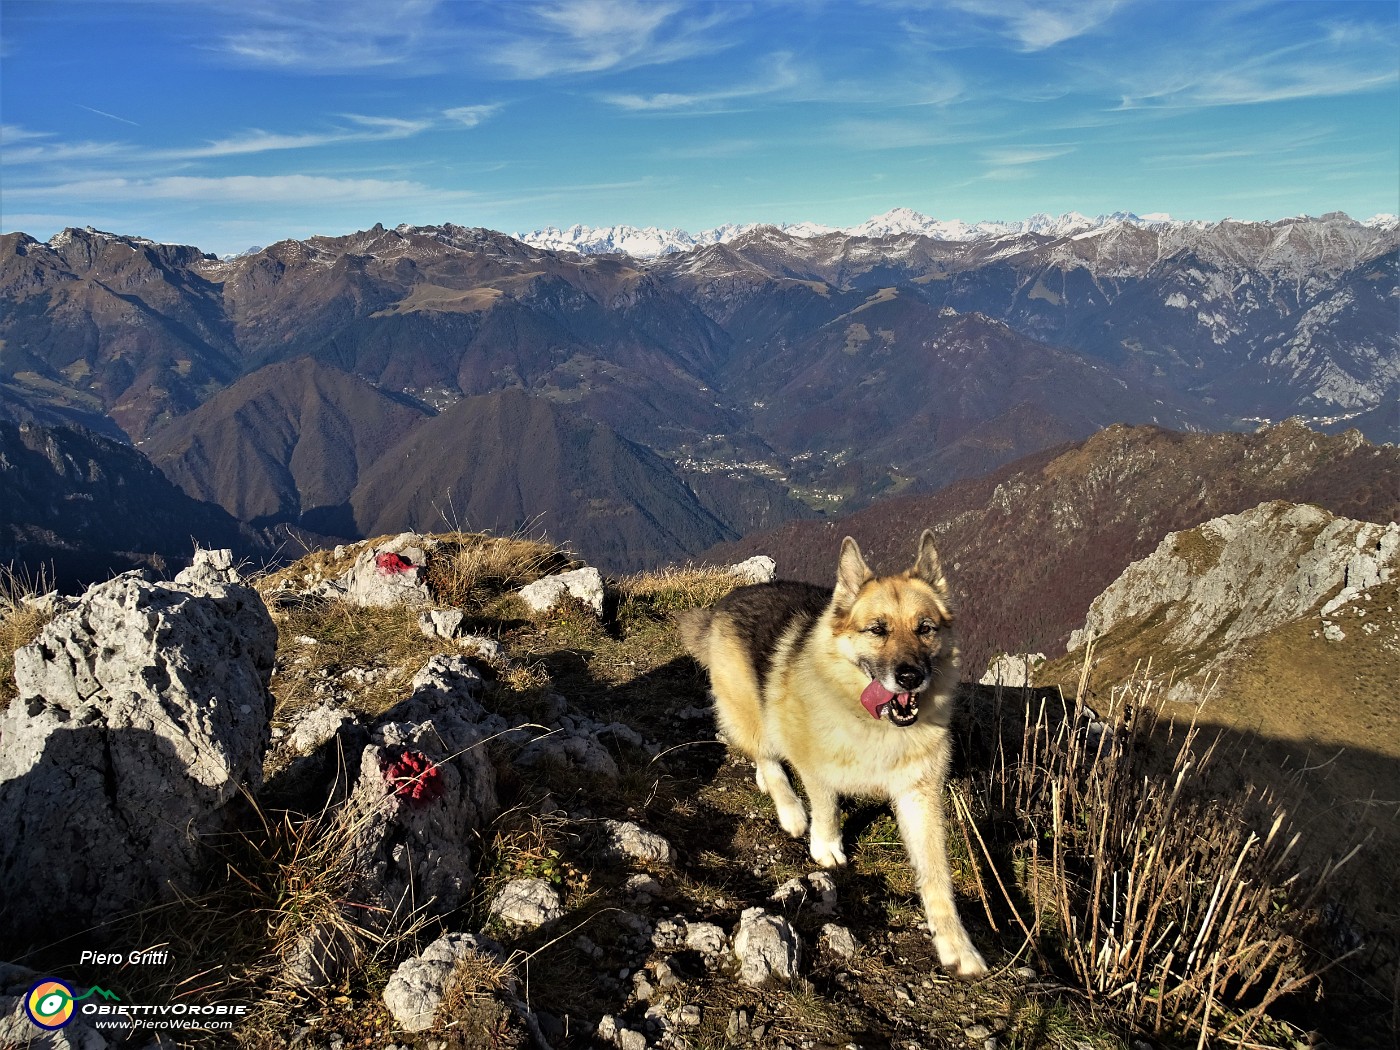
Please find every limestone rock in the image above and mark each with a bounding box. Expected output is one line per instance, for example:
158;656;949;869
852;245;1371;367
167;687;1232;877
418;608;465;641
599;819;676;866
326;656;501;947
518;567;605;616
1070;502;1400;653
730;555;777;584
339;533;433;608
732;907;801;986
0;568;276;947
979;652;1045;688
286;702;354;757
820;923;859;960
382;932;504;1033
489;878;564;928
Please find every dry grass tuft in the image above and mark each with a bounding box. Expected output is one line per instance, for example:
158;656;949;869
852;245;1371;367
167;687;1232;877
0;564;56;707
423;531;572;609
962;660;1357;1045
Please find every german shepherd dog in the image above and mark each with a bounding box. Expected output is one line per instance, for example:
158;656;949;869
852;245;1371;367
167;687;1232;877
678;531;987;977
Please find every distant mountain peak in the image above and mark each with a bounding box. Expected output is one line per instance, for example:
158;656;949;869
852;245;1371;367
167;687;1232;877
514;208;1373;259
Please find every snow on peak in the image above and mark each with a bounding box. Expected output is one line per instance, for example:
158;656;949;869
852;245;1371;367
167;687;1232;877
513;209;1381;259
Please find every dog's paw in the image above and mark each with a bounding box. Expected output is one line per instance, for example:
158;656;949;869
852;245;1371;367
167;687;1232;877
809;837;847;868
775;801;808;839
936;936;988;979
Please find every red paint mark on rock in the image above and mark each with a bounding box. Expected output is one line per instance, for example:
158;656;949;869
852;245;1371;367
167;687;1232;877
375;552;414;575
384;749;444;808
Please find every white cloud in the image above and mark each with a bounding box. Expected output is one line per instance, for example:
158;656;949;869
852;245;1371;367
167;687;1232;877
488;0;735;79
442;104;502;127
7;174;456;206
602;53;801;112
980;146;1073;166
210;0;443;73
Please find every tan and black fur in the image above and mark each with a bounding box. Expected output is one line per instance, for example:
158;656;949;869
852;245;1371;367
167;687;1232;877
678;531;986;977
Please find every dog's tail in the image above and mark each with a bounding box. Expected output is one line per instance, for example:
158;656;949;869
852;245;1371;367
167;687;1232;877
674;607;714;667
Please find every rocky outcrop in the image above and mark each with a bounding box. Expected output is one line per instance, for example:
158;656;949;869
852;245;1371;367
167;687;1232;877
518;566;606;616
0;552;276;947
1066;501;1400;701
342;658;501;919
1070;501;1399;654
337;533;434;608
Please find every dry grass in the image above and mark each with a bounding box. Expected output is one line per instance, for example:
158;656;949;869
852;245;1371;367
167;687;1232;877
0;564;56;707
423;531;573;609
962;661;1358;1046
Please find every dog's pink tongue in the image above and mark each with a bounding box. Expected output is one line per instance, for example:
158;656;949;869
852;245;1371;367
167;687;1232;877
860;680;897;719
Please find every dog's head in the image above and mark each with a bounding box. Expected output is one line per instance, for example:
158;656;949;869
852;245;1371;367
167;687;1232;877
831;530;957;727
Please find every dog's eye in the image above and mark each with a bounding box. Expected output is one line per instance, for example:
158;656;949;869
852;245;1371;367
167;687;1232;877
866;622;888;637
915;621;937;636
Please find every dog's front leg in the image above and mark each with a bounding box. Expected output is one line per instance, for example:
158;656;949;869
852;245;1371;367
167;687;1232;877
756;756;808;838
892;786;987;978
802;775;847;868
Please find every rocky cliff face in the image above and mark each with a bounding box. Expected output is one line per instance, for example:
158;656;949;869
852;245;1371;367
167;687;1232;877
1069;501;1400;677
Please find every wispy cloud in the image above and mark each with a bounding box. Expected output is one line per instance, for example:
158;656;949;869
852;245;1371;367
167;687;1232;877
980;145;1073;166
487;0;736;79
7;174;459;206
893;0;1124;51
4;106;496;169
210;0;444;73
1112;7;1398;110
602;52;801;112
443;104;502;128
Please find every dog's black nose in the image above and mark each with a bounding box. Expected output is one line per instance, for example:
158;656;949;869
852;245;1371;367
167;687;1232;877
894;665;924;691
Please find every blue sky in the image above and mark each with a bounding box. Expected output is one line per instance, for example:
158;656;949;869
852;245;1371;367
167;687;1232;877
2;0;1397;257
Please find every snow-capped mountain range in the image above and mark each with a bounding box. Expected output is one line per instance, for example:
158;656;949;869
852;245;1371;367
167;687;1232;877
519;207;1400;259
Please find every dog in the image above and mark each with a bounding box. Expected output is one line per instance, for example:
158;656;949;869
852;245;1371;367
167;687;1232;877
678;531;987;977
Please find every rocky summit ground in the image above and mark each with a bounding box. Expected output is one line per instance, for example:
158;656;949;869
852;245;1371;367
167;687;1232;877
0;531;1385;1050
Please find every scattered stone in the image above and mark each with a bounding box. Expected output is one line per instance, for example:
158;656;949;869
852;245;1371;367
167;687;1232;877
458;634;504;662
727;1009;750;1043
1015;966;1037;980
598;1015;646;1050
339;534;433;608
730;555;777;584
625;873;664;901
382;932;504;1033
979;652;1045;688
965;1023;992;1041
772;870;838;915
599;819;676;866
733;907;801;986
820;923;859;960
490;878;564;928
518;566;605;617
679;1004;702;1027
685;921;727;965
286;702;353;756
1323;622;1346;642
1;565;276;947
418;608;466;640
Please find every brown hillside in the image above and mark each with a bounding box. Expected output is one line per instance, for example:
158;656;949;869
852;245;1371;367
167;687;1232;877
704;421;1400;674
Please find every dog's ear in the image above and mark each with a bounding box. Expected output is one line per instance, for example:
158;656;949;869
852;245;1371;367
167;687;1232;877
910;529;948;593
835;536;873;603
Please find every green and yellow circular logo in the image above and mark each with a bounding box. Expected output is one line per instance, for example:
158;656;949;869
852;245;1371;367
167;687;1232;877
25;979;76;1029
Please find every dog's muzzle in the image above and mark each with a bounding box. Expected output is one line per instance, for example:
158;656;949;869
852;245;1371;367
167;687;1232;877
859;680;920;727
